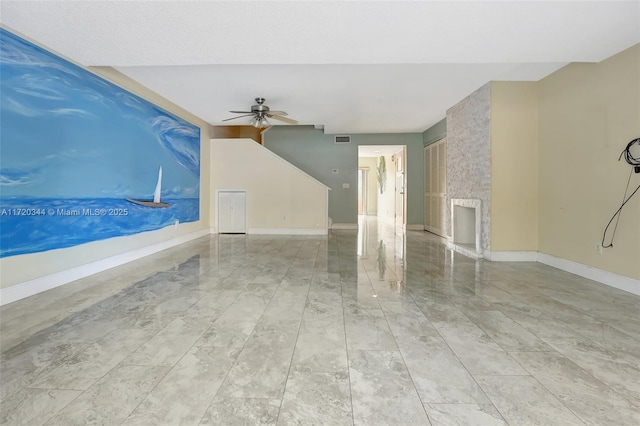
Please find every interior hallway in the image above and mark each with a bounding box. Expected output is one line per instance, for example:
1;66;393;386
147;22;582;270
1;217;639;425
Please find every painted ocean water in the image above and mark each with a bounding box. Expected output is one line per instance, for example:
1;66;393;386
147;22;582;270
0;198;199;258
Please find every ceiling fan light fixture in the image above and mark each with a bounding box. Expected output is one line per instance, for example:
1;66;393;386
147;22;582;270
225;98;295;127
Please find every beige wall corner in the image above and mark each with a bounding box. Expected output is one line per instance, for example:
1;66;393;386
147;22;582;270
210;138;329;232
490;81;539;251
538;44;640;280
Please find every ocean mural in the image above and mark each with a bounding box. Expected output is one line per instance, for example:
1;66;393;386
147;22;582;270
0;29;201;258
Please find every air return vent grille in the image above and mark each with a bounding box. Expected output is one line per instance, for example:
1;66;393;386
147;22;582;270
334;135;351;144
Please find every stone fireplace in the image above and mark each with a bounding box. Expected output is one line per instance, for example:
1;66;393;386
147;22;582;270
450;198;482;258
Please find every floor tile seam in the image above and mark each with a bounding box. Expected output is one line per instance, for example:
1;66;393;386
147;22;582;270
503;349;640;410
214;242;302;423
540;333;640;367
122;322;216;425
42;352;168;426
358;257;383;308
408;291;497;408
566;321;640;346
3;387;84;426
486;369;591;426
491;303;576;345
128;292;205;327
1;343;91;397
447;301;537;367
377;307;433;425
93;364;167;421
23;326;159;393
335;236;357;426
274;265;314;426
536;339;640;407
0;307;121;355
466;320;558;354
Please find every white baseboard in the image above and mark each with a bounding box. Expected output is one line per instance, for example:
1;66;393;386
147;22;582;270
447;245;639;296
247;228;328;235
484;251;538;262
406;224;424;231
0;229;211;306
330;223;358;230
537;253;640;296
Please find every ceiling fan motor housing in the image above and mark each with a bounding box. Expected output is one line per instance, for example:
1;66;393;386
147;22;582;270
251;98;269;115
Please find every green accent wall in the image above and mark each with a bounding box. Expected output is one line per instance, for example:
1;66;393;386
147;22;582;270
423;118;447;146
263;126;424;225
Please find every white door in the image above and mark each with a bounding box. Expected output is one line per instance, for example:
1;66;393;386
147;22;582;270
424;138;446;237
394;147;406;230
218;191;246;233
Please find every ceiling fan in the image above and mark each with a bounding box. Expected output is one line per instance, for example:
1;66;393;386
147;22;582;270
223;97;298;128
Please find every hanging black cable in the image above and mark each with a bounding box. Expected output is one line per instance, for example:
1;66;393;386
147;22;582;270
618;137;640;172
601;138;640;248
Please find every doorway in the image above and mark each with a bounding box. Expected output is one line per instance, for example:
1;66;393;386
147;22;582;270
357;145;407;229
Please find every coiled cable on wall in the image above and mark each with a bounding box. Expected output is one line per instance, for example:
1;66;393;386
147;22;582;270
601;138;640;249
619;137;640;170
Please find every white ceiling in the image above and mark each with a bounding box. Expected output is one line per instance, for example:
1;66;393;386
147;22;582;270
2;1;639;134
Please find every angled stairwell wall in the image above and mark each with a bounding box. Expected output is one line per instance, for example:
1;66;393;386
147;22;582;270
210;138;330;234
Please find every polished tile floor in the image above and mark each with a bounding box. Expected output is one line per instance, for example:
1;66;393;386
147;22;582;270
1;217;639;425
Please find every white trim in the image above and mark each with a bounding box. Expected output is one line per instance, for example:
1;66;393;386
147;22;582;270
451;198;482;257
0;229;211;306
407;224;424;231
446;239;483;259
330;223;358;230
449;246;640;296
216;189;248;234
537;253;640;296
247;228;327;235
484;251;538;262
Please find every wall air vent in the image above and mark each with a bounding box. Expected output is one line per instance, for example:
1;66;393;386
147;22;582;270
334;135;351;144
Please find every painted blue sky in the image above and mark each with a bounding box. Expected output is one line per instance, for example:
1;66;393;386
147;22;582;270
0;28;200;199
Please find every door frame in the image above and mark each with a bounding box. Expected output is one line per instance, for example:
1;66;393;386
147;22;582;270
358;167;369;215
216;189;248;234
394;147;407;231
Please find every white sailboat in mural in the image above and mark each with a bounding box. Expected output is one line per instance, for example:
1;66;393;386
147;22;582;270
126;166;170;208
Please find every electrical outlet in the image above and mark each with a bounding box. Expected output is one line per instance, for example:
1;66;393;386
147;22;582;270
594;243;603;255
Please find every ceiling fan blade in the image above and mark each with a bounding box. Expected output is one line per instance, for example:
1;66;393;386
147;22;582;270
267;111;288;116
229;110;253;114
222;114;254;122
269;115;298;125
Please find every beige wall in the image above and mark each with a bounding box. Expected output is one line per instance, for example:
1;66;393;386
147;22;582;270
538;44;640;280
0;67;213;288
490;82;539;251
358;157;378;215
211;139;328;231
